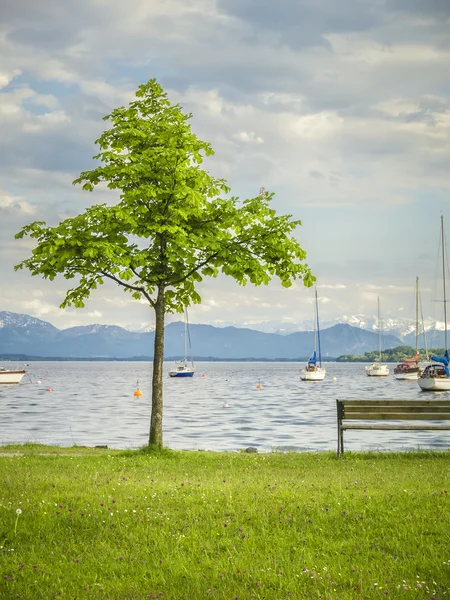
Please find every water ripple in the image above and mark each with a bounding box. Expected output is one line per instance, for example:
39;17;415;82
0;361;449;452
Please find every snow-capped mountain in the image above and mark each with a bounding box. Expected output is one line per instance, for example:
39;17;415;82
125;323;156;333
123;315;440;339
0;311;57;330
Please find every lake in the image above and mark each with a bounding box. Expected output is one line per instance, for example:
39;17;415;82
1;361;449;452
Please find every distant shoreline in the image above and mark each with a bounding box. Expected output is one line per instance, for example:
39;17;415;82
1;354;339;362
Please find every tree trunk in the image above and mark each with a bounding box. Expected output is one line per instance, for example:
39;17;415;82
149;284;165;447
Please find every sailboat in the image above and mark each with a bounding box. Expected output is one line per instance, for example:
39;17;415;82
418;216;450;391
393;277;421;380
169;308;195;378
365;297;390;376
300;288;326;381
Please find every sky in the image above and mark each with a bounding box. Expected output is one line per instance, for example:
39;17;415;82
1;0;450;332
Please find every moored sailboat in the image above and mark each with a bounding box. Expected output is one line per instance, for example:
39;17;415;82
365;297;389;376
393;276;421;380
300;288;326;381
169;308;195;378
418;216;450;391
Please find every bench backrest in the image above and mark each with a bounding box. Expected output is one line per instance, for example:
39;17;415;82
337;399;450;421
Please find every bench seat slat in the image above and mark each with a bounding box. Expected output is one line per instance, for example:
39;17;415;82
339;399;450;407
342;424;450;431
343;412;450;420
344;406;450;415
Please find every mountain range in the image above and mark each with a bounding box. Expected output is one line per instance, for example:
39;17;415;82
126;314;444;339
1;310;441;360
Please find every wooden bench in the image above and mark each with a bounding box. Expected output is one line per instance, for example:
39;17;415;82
336;399;450;457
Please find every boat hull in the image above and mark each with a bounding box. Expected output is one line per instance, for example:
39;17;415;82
0;370;26;384
393;371;419;381
365;364;390;377
300;367;326;381
418;376;450;391
169;370;194;378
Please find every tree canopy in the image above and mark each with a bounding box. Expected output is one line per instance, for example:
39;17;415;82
15;79;315;447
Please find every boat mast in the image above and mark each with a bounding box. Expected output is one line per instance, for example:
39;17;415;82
185;308;194;367
377;296;381;362
184;308;188;364
313;288;317;356
441;215;448;352
316;288;322;367
415;276;419;357
419;283;429;361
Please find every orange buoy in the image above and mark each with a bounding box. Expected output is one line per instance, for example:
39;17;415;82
46;387;53;392
256;384;263;389
134;380;143;397
202;373;207;378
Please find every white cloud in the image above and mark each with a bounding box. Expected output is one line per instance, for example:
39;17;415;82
0;69;21;89
86;310;102;319
23;110;70;133
0;189;36;215
21;299;64;317
233;131;264;144
373;98;421;117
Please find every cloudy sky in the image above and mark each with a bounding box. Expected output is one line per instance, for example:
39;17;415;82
1;0;450;332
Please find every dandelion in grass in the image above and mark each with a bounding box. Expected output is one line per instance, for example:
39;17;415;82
14;508;22;535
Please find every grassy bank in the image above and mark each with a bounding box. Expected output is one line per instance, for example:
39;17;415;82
0;446;449;599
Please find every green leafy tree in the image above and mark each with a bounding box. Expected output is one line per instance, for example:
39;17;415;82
15;79;314;448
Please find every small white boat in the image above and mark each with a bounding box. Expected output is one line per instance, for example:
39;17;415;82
169;308;195;378
365;297;389;377
418;362;450;390
366;363;390;377
0;367;26;385
393;359;421;380
418;216;450;391
300;288;326;381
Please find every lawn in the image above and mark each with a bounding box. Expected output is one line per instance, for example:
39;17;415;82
0;445;449;599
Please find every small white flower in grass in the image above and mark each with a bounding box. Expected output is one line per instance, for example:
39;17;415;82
16;509;22;515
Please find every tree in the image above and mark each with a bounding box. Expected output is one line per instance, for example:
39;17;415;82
15;79;315;448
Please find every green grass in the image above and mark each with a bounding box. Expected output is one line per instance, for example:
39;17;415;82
0;445;449;599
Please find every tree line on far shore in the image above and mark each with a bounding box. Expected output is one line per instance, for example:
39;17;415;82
336;345;443;363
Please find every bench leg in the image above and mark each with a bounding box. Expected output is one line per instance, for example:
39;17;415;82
337;422;344;458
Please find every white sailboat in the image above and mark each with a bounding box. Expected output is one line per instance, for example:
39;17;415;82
300;288;326;381
393;277;421;380
418;216;450;391
365;297;389;376
169;308;195;378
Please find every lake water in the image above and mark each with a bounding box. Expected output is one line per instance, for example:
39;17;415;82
1;361;449;453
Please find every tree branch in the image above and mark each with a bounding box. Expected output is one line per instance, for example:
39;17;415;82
169;251;220;286
100;271;155;307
